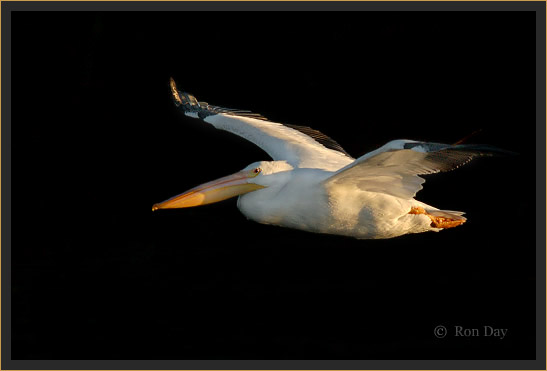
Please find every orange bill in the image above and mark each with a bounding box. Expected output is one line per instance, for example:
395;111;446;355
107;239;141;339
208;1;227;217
152;171;265;211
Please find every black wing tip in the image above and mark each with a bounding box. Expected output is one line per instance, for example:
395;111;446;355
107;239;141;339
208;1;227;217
168;79;270;121
404;141;517;157
169;77;184;107
284;124;352;158
451;144;519;157
168;78;202;112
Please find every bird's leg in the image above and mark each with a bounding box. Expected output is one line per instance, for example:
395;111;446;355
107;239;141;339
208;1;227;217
408;206;466;229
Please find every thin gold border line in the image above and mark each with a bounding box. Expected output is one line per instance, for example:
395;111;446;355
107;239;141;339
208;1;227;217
0;1;543;371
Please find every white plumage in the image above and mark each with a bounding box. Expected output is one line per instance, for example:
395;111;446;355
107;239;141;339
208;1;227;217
152;79;505;239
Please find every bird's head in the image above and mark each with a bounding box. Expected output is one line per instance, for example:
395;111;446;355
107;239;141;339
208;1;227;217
152;160;293;211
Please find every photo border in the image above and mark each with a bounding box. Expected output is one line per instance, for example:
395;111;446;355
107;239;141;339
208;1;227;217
1;1;544;370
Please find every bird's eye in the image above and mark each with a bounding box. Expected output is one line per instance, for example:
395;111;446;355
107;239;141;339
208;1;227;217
248;167;262;178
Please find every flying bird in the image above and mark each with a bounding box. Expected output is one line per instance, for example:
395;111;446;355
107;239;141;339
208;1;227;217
153;79;506;239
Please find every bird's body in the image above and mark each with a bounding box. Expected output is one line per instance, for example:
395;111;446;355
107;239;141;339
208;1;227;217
153;79;504;239
235;162;436;239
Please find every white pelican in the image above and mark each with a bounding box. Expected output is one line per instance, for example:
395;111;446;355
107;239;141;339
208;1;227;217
153;78;506;239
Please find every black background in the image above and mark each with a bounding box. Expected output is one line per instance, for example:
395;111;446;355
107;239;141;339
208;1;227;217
11;10;536;360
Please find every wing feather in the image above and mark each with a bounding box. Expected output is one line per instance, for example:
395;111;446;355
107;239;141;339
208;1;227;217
169;78;353;170
325;139;510;199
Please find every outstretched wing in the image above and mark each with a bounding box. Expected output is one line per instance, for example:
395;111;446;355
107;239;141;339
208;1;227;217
324;139;511;199
169;78;353;170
